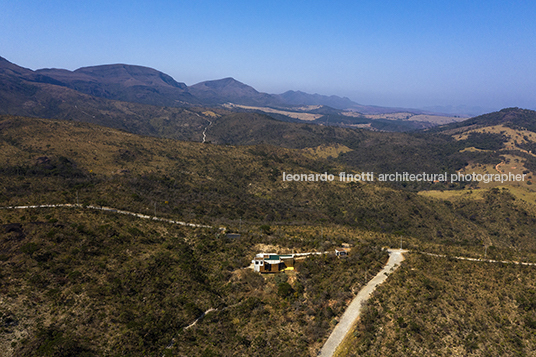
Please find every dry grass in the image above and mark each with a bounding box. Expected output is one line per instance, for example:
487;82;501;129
453;154;534;189
223;103;323;121
419;186;536;209
452;124;536;164
201;110;219;118
418;189;487;201
342;112;460;125
303;144;353;159
452;124;536;145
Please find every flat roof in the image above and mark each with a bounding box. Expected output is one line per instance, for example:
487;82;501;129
264;259;282;264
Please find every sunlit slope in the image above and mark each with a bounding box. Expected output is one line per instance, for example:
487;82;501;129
3;115;536;252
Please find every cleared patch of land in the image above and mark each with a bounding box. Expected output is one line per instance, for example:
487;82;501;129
304;144;353;159
455;154;533;189
342;111;460;125
453;124;536;145
223;103;323;121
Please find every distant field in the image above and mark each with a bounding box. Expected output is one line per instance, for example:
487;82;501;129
224;104;460;125
342;111;460;124
223;103;323;121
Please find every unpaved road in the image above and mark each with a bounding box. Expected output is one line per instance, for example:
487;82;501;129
319;249;407;357
420;251;536;266
0;204;211;228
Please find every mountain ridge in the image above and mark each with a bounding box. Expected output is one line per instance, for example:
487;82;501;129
276;90;358;110
189;77;283;106
0;56;439;114
433;107;536;133
34;62;196;106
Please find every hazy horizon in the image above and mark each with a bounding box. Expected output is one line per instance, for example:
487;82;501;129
2;0;535;115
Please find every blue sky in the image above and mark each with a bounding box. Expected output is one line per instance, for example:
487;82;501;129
2;0;535;113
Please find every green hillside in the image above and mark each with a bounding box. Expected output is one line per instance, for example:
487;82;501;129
2;114;536;250
433;107;536;133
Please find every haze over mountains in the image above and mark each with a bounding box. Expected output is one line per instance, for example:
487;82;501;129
0;56;435;114
36;64;196;107
5;53;536;356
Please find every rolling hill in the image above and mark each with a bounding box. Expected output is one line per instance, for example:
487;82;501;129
1;114;536;250
36;64;197;107
189;77;282;106
1;56;534;186
4;57;536;356
2;114;536;355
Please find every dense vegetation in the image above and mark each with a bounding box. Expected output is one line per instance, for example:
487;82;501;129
170;245;387;356
3;116;536;253
4;104;536;182
0;207;387;356
2;115;536;251
1;208;221;356
337;253;536;357
206;112;522;179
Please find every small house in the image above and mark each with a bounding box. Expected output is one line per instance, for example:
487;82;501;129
252;253;295;273
335;248;348;257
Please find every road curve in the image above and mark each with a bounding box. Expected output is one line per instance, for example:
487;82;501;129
319;249;407;357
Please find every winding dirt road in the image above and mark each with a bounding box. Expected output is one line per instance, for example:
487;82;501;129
319;249;407;357
0;204;211;228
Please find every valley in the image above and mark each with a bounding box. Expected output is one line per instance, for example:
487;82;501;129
5;0;536;353
0;56;460;134
2;57;536;356
2;106;536;355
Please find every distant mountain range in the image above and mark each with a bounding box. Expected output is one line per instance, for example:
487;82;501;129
0;55;469;136
0;56;432;114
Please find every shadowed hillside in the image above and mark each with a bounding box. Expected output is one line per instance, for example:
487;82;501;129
36;64;198;107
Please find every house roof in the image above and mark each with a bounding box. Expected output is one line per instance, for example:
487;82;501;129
264;259;282;264
253;253;295;265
